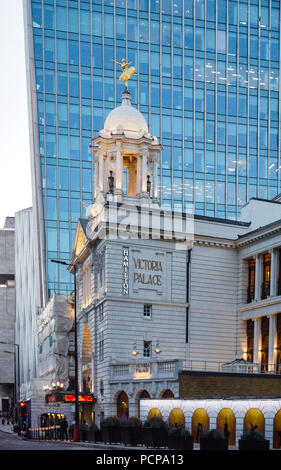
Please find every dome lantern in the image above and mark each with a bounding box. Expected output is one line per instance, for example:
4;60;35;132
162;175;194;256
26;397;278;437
90;61;162;209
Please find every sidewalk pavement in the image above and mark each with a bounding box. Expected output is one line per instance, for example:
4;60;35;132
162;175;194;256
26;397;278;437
0;421;15;434
0;423;238;450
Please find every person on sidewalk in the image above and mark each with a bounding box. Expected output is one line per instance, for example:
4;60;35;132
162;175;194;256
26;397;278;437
80;421;88;442
60;418;68;441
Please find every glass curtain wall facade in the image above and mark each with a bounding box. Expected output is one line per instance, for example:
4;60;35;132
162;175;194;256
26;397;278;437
28;0;281;296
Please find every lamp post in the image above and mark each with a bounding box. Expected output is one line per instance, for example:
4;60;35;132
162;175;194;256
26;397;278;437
50;259;79;442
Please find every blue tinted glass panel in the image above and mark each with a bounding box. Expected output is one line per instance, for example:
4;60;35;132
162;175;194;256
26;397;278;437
68;8;78;33
56;6;66;31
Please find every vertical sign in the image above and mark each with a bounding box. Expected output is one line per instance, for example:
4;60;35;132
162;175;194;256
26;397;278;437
123;248;129;295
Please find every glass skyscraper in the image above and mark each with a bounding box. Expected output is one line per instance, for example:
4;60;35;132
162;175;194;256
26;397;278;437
25;0;281;297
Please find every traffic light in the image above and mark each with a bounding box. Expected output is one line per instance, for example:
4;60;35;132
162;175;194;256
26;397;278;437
19;402;26;418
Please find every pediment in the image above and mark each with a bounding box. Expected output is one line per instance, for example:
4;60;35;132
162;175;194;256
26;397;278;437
73;219;88;257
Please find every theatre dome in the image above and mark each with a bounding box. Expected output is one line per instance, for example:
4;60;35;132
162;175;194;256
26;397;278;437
100;90;150;139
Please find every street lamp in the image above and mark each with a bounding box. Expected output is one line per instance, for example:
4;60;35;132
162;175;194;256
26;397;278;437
50;259;79;442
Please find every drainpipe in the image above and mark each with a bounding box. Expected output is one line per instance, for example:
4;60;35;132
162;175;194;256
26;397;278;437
186;249;192;343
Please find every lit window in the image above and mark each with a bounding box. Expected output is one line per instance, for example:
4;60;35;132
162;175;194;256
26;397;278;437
144;341;151;358
144;305;152;318
262;253;271;299
247;258;255;303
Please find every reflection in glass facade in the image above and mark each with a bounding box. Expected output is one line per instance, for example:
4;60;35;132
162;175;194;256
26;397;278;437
28;0;281;296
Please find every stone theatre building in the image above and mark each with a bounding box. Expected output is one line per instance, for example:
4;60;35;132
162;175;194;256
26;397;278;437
70;89;193;423
69;86;281;446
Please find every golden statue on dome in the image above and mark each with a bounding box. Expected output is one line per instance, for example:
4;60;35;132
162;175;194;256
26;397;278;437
111;58;137;89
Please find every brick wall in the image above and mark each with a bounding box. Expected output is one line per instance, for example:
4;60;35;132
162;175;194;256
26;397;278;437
179;371;281;398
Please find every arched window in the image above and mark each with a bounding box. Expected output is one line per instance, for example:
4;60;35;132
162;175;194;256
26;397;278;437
169;408;185;427
192;408;209;443
273;410;281;449
244;408;265;435
116;391;129;419
82;324;92;393
217;408;236;446
160;389;174;398
147;408;162;420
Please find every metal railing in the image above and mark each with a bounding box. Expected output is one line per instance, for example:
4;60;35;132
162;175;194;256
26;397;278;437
28;425;62;440
183;360;281;375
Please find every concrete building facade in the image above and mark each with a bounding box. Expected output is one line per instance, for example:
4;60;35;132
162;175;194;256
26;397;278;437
15;207;43;398
0;217;16;413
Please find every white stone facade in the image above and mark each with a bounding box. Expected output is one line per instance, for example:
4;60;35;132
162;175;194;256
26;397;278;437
17;74;281;433
71;90;193;424
69;90;281;428
74;235;189;423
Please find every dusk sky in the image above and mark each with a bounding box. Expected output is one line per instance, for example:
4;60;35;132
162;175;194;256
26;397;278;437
0;0;32;227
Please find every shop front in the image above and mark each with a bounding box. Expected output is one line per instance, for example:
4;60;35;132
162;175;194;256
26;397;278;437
45;391;95;428
63;393;95;427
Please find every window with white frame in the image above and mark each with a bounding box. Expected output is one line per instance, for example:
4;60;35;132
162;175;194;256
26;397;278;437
143;341;152;357
143;304;152;318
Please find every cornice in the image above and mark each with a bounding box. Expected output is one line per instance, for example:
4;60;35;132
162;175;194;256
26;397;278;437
238;295;281;314
236;225;281;248
194;236;236;249
195;222;281;250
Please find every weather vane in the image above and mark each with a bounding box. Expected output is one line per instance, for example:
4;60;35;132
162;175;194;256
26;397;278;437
111;58;137;90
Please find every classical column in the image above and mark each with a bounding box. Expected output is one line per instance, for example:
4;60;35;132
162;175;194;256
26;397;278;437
98;151;104;192
94;157;99;197
254;255;261;301
137;156;141;194
253;317;262;365
115;147;123;192
268;314;277;370
270;249;277;297
142;152;148;193
153;158;158;199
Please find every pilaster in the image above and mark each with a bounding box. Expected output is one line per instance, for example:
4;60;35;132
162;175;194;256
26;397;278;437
268;314;277;370
253;317;262;364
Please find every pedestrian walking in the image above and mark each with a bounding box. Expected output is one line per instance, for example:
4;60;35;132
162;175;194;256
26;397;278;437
60;418;68;440
69;420;75;440
80;420;88;442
